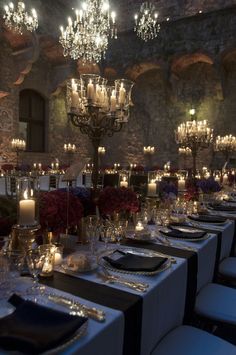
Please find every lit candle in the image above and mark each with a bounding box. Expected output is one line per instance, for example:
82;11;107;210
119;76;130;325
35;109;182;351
118;83;126;105
87;80;94;101
19;191;35;226
135;221;144;232
120;176;128;188
148;179;156;196
110;90;116;112
178;178;185;191
54;252;63;266
223;174;228;185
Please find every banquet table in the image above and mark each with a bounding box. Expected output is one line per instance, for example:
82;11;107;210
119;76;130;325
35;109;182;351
0;218;235;355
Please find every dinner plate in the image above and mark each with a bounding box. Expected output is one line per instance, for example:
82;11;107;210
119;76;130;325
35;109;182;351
162;230;209;242
43;320;88;355
188;215;227;225
98;246;172;276
125;231;155;242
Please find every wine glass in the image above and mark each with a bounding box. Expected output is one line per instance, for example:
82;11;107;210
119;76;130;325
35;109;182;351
26;249;47;297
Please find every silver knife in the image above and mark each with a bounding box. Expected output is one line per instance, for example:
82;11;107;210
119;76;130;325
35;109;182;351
47;293;106;322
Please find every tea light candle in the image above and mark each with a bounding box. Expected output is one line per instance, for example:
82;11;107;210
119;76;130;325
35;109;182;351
19;191;35;226
148;180;156;196
42;258;53;275
135;221;144;232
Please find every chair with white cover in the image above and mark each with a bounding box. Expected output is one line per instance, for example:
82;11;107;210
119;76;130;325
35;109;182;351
218;257;236;284
195;283;236;326
152;325;236;355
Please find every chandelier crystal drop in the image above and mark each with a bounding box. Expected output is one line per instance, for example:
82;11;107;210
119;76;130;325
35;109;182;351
134;2;160;42
3;1;38;34
59;0;117;63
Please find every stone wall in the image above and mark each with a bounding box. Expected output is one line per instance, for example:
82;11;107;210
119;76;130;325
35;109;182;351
0;5;236;171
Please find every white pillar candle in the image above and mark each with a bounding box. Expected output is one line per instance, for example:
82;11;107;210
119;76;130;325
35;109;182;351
87;80;94;101
110;90;116;112
54;252;63;266
148;181;156;196
118;83;126;105
223;174;228;185
178;179;185;191
120;177;128;188
19;198;35;226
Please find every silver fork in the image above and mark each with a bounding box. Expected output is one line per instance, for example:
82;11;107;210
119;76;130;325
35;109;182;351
98;268;149;292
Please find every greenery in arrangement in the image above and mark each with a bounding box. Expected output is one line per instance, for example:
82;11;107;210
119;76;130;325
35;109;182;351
0;196;17;236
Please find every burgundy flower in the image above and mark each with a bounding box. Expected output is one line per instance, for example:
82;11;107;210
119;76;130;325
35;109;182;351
98;187;139;215
39;190;83;233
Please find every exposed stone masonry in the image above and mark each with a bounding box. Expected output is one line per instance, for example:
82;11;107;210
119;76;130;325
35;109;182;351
0;4;236;170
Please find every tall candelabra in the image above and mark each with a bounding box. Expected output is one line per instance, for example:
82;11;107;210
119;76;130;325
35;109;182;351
64;143;76;166
67;74;134;190
11;139;26;167
215;135;236;164
175;110;213;176
143;146;155;168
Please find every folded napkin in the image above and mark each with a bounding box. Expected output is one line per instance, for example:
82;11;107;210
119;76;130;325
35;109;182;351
209;204;236;212
161;228;206;240
188;214;226;223
103;250;167;272
0;294;87;354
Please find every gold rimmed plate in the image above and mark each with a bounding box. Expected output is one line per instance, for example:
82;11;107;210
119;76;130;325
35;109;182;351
98;246;172;276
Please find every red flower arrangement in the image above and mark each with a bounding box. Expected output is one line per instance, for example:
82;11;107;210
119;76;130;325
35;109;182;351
40;190;84;233
98;187;139;215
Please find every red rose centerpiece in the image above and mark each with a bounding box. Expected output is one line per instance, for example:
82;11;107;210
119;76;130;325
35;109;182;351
98;187;139;216
40;190;83;233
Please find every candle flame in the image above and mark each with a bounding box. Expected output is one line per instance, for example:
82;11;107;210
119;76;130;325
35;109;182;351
23;190;28;199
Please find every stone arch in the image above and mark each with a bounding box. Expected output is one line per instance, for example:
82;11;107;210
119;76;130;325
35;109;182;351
125;62;162;81
221;48;236;70
171;53;214;76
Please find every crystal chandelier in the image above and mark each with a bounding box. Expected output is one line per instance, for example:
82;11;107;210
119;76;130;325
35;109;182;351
175;109;213;175
59;0;117;63
3;1;38;34
134;2;160;42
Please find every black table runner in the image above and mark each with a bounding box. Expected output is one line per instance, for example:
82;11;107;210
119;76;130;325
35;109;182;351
40;271;143;355
122;240;197;323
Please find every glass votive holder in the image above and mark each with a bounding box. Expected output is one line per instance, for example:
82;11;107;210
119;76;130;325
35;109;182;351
38;244;55;277
53;245;64;266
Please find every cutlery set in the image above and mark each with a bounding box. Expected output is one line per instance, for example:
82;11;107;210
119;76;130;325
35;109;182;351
46;293;106;322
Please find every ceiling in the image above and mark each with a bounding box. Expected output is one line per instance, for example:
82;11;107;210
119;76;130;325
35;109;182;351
0;0;236;66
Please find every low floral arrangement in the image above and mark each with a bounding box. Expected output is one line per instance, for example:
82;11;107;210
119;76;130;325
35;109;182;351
197;177;221;194
98;186;139;216
159;181;178;202
59;187;93;216
40;190;84;233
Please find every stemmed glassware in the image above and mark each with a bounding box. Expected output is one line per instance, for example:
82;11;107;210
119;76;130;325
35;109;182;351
26;249;47;297
86;215;100;255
